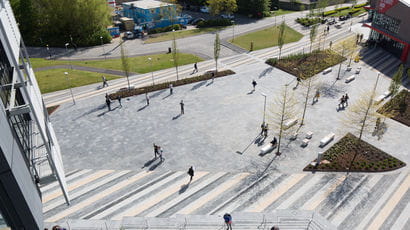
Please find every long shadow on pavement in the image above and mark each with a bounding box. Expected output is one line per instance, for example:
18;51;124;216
74;104;106;120
191;81;207;91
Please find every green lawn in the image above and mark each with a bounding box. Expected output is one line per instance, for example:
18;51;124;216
271;9;296;16
31;53;203;74
35;68;121;93
145;27;225;43
231;24;303;51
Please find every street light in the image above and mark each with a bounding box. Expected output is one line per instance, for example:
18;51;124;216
231;20;235;42
64;72;75;104
100;36;106;61
46;44;51;59
64;43;72;70
148;57;154;85
261;93;267;124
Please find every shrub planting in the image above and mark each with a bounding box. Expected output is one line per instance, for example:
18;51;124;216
197;19;233;28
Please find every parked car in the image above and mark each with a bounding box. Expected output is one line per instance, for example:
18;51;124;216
221;14;234;19
200;6;209;13
125;31;134;39
327;18;336;25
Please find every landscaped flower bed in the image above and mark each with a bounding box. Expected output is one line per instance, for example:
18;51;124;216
47;105;60;115
265;50;346;79
108;70;235;100
378;90;410;127
303;133;406;172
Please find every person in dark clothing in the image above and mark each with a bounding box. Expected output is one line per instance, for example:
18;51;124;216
180;100;185;114
223;213;232;230
102;76;108;88
344;93;349;106
117;95;122;108
188;166;194;182
146;93;150;106
193;62;198;73
271;137;277;146
252;80;257;90
106;97;111;111
153;143;158;158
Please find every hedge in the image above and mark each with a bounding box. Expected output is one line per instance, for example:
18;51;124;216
354;2;369;8
197;18;233;28
149;24;182;34
295;17;325;27
323;10;337;16
336;6;350;11
108;70;235;100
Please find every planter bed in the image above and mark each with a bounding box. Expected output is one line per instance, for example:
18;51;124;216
303;133;406;172
378;90;410;127
47;105;60;115
108;70;235;100
266;50;346;79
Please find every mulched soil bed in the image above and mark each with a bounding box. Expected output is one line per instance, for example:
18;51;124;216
266;50;346;79
47;105;60;115
378;90;410;127
109;70;235;99
303;133;406;172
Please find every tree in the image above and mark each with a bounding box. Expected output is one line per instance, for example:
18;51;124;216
10;0;40;43
120;41;132;90
160;0;182;26
300;75;321;126
236;0;270;17
207;0;237;15
172;32;179;80
389;64;404;98
277;21;286;59
317;0;329;16
309;24;318;52
214;33;221;73
268;84;300;155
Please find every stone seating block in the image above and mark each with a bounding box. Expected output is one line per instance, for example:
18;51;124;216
345;75;355;83
320;133;335;147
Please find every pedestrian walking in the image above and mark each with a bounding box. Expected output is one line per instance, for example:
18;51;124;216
169;84;173;95
344;93;349;106
326;26;330;33
117;95;122;108
329;41;333;49
339;95;345;109
102;75;108;88
180;100;185;115
105;97;111;111
193;62;198;73
153;143;158;158
223;213;233;230
211;72;215;82
252;80;257;90
313;89;320;103
271;226;279;230
158;146;164;161
146;93;150;106
295;77;301;88
187;166;194;182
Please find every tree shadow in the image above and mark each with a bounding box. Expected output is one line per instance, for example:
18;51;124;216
97;106;118;117
247;90;255;95
236;133;261;155
259;67;273;78
320;81;345;99
179;183;190;194
191;81;207;91
172;114;182;120
162;94;172;100
138;104;149;112
141;158;157;169
150;89;167;98
74;104;106;120
206;80;214;87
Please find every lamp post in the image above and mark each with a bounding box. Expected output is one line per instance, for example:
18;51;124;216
231;20;235;42
64;72;75;104
46;44;51;59
64;43;72;70
100;36;106;61
148;57;154;85
261;93;267;124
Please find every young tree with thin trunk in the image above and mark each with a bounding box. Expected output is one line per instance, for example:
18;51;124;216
172;33;179;80
120;41;131;90
300;74;321;126
309;24;318;52
268;84;300;155
389;64;404;98
207;0;238;16
214;33;221;73
277;21;286;59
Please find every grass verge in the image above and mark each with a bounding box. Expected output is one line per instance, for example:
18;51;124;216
271;9;296;16
144;27;226;44
109;70;235;99
266;50;346;79
230;24;303;51
31;53;204;74
378;90;410;127
35;68;121;93
303;133;406;172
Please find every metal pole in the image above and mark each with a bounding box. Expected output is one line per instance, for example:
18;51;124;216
261;93;267;124
64;72;75;104
65;43;72;70
100;36;106;61
148;57;154;85
231;20;235;42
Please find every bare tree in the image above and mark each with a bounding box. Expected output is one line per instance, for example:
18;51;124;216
268;84;300;155
172;32;179;80
214;33;221;73
309;24;318;52
277;21;286;60
389;64;404;98
120;41;131;90
300;75;321;125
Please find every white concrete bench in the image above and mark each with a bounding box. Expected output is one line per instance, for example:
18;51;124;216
306;131;313;139
355;67;361;74
346;66;352;71
284;118;298;130
320;133;335;147
345;75;355;83
290;132;298;140
375;91;392;104
261;143;275;154
323;68;332;74
301;138;310;147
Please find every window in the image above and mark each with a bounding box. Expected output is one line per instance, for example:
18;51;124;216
0;42;13;108
373;12;400;34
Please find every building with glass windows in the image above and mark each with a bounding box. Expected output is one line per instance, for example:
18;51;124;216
0;0;69;229
365;0;410;64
